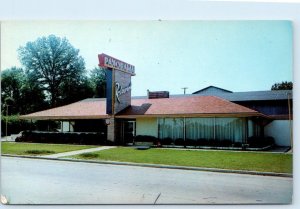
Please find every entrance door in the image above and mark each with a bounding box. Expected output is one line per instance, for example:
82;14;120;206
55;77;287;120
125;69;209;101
123;121;136;145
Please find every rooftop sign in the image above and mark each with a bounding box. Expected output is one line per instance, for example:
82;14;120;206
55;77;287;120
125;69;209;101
98;53;135;75
98;53;135;115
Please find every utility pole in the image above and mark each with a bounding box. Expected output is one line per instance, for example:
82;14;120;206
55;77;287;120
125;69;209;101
6;104;9;138
4;97;13;138
182;87;188;94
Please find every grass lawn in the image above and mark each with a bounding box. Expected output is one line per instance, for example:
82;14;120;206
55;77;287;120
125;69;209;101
1;142;98;156
71;147;292;174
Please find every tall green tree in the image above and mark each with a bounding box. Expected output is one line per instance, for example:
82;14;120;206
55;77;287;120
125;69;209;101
18;35;86;107
271;81;293;90
1;67;47;115
57;73;94;106
1;67;24;115
21;73;48;114
90;67;106;98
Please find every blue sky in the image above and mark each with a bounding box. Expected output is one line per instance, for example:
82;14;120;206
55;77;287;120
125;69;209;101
1;20;293;96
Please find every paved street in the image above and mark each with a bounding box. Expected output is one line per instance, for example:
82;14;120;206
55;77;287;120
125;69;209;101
1;156;292;204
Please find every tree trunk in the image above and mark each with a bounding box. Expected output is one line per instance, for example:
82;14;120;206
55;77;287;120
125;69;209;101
50;86;57;108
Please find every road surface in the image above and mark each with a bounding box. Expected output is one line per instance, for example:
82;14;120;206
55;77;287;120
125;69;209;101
1;156;293;204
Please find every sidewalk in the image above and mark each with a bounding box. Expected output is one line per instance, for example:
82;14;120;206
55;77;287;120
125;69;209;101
43;146;116;158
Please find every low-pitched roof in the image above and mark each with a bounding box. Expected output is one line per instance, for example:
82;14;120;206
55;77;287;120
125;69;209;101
209;90;293;101
192;86;233;94
135;90;293;101
20;98;108;120
118;96;262;118
192;86;292;101
21;96;263;120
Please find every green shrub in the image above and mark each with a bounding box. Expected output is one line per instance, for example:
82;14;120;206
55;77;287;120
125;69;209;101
185;139;197;146
233;142;242;147
157;137;273;148
247;136;275;148
206;139;219;146
219;139;233;147
24;150;55;155
79;153;99;158
197;138;208;146
174;138;185;146
160;137;173;145
135;135;157;143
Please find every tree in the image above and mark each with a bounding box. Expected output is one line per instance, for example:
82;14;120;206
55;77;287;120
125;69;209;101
271;81;293;90
90;67;106;98
18;35;86;107
57;73;94;106
1;67;47;115
1;67;24;115
20;73;48;114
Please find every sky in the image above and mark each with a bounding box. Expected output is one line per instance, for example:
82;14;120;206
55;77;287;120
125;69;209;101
1;20;293;96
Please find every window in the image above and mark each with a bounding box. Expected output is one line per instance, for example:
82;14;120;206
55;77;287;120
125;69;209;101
158;117;247;144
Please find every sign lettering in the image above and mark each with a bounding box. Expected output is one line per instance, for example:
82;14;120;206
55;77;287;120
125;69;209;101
115;82;131;103
99;53;135;75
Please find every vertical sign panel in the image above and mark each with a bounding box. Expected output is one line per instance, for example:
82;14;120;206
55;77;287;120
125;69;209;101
114;70;132;114
105;69;113;115
99;53;135;115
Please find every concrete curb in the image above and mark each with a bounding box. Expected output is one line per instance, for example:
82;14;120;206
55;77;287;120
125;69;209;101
1;154;292;178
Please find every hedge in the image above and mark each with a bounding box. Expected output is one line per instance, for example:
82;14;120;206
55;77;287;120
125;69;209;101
16;132;275;147
140;135;275;148
16;131;108;145
247;136;275;148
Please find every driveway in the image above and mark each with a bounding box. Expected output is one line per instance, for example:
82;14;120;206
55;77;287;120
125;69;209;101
1;156;293;204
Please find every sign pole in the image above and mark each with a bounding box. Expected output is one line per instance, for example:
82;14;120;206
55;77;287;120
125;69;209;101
112;68;115;115
98;53;135;143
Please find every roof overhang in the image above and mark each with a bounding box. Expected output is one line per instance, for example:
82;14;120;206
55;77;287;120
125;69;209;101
116;112;267;119
19;115;110;120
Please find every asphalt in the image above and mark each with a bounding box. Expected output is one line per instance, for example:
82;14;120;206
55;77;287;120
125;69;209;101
2;156;292;204
1;146;293;178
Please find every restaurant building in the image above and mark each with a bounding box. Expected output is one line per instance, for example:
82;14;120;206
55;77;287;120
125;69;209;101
20;54;292;148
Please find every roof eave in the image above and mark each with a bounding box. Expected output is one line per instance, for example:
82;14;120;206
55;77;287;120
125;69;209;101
19;115;110;120
116;112;263;118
